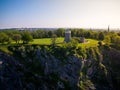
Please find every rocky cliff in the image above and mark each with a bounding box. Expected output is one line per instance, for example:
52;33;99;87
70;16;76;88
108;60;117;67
0;45;120;90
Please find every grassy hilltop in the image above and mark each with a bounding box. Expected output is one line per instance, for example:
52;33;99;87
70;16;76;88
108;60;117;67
0;37;98;54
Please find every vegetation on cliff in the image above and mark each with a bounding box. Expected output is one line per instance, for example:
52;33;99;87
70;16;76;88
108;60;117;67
0;29;120;90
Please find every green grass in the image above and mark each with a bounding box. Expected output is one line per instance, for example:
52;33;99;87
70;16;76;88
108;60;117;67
78;39;98;48
30;38;98;48
0;38;98;47
30;37;64;45
0;38;98;54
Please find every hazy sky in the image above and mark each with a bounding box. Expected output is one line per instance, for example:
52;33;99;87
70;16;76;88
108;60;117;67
0;0;120;29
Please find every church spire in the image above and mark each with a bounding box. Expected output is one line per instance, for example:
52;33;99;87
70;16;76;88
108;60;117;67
108;25;110;32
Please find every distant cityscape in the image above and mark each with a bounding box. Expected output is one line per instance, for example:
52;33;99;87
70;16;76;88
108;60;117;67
0;27;120;32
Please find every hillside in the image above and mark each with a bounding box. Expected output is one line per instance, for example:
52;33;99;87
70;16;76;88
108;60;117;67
0;44;120;90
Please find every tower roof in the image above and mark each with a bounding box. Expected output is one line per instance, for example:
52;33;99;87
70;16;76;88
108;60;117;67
65;30;71;33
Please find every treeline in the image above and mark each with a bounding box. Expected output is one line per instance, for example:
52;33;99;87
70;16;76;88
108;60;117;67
0;28;120;46
0;30;33;44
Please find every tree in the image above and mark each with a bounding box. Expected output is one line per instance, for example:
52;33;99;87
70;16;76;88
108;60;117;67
22;32;33;44
104;36;111;45
51;34;57;46
85;31;91;38
0;32;9;43
7;38;13;44
110;33;118;43
48;31;53;37
98;41;103;46
31;31;38;38
98;32;105;40
71;29;77;37
55;28;64;37
114;36;120;45
13;34;21;43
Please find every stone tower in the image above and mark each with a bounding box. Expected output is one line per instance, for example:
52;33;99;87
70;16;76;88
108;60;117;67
65;30;71;42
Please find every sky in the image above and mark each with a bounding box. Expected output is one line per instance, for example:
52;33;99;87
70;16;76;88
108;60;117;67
0;0;120;29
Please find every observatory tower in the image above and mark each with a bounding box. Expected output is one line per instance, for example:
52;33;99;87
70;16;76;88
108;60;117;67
65;30;71;42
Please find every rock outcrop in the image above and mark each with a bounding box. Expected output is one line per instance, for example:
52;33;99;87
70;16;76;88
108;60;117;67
0;45;120;90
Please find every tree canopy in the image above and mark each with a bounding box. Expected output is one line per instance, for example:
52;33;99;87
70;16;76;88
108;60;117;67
22;32;33;44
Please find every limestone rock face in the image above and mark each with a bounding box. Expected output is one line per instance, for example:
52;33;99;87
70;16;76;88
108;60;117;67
0;46;120;90
0;50;82;90
0;52;23;90
36;49;82;88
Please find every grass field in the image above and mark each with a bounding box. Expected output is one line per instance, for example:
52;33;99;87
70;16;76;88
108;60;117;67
29;38;99;48
78;39;98;48
30;37;64;45
30;38;98;48
0;37;98;46
0;38;98;53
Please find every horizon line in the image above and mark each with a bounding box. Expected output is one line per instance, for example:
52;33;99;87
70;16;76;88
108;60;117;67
0;27;120;30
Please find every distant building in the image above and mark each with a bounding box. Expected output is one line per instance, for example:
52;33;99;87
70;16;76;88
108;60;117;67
79;37;85;43
108;25;110;32
65;30;71;42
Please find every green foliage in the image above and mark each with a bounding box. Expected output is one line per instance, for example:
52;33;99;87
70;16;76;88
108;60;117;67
99;63;107;75
22;32;33;44
7;38;13;44
0;45;13;54
51;34;57;46
0;32;9;43
79;80;95;90
13;34;22;43
63;39;78;48
98;41;103;46
47;30;53;37
72;37;80;42
104;35;111;45
76;46;87;59
87;47;100;61
98;32;105;40
55;28;65;37
109;33;118;43
114;36;120;44
109;33;120;49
